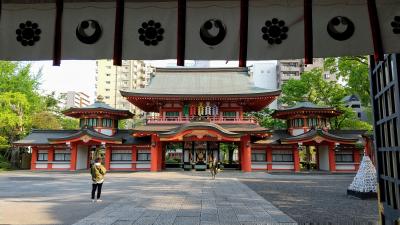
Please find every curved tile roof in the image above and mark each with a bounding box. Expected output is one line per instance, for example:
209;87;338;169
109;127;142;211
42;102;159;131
120;68;280;97
63;96;133;119
159;122;241;137
280;129;358;144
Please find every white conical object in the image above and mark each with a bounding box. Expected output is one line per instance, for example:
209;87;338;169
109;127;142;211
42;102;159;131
348;155;377;193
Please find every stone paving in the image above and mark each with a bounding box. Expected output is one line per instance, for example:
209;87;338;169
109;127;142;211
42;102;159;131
74;174;296;225
0;171;296;225
242;174;379;224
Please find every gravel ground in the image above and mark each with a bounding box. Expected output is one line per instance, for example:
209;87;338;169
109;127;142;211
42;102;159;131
241;174;379;225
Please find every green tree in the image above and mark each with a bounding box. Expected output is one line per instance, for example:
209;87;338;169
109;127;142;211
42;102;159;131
60;117;79;129
0;92;30;143
0;62;42;112
280;68;348;107
280;68;372;131
247;108;286;129
324;56;370;106
31;112;62;130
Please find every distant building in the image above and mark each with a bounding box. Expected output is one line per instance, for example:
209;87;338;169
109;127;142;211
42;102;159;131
95;60;154;116
60;91;90;109
277;58;336;88
249;62;278;109
343;95;368;121
277;59;303;88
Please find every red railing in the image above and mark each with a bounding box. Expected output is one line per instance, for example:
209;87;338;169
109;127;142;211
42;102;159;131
146;116;258;124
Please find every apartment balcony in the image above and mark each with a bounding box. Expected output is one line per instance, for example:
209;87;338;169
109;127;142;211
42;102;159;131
280;66;302;72
146;116;258;125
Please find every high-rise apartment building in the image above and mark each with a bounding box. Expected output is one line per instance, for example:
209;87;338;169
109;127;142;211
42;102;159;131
277;58;336;88
60;91;90;109
95;60;154;116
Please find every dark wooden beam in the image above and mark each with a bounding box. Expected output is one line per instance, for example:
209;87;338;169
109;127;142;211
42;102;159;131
367;0;384;62
239;0;249;67
177;0;186;66
113;0;124;66
304;0;313;64
53;0;63;66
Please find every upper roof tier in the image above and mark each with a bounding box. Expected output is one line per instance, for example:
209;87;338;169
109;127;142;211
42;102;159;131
121;68;281;112
63;96;134;119
272;101;340;119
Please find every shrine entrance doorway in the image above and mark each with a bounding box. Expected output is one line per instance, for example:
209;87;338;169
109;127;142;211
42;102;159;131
183;141;220;171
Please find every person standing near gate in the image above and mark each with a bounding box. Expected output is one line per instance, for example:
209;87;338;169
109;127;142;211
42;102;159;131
209;157;218;180
91;157;106;202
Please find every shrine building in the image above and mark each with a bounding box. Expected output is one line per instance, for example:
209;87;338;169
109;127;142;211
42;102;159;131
14;67;371;172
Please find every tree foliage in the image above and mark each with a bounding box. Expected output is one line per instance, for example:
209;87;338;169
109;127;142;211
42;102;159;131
247;108;286;129
280;68;372;131
0;61;81;153
31;112;62;130
280;68;347;107
324;56;370;106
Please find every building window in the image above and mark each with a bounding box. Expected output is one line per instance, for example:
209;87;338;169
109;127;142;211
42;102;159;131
357;112;362;118
106;81;111;84
37;150;48;161
308;118;318;127
251;151;266;162
105;89;110;91
106;73;111;77
291;118;304;127
351;104;361;108
165;111;179;117
106;66;111;69
105;96;110;99
272;150;293;162
87;118;98;127
223;111;237;117
335;151;354;162
111;150;132;161
54;150;71;161
79;119;85;127
137;150;151;161
102;118;112;127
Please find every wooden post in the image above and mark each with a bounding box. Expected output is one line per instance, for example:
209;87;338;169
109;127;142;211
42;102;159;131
241;135;251;172
31;147;38;171
150;134;159;172
328;144;336;172
353;148;361;171
293;145;300;172
266;145;272;171
105;146;111;170
70;144;77;171
132;145;137;170
47;147;54;169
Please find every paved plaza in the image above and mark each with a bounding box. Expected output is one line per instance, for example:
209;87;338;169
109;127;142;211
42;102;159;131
0;171;296;225
242;174;379;224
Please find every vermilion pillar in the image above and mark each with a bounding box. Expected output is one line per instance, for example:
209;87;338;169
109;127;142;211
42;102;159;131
70;144;77;171
31;147;38;170
105;146;111;170
241;135;251;172
354;149;361;171
132;145;137;170
150;134;160;172
157;142;163;171
160;142;166;170
47;147;54;169
293;145;300;172
328;144;336;172
266;145;272;171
